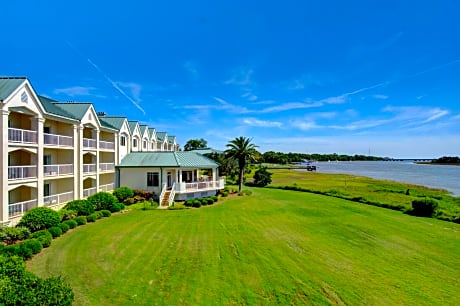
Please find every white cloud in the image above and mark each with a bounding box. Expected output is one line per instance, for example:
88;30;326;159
241;92;258;101
53;86;96;96
115;82;142;101
373;94;388;100
224;68;253;85
242;117;282;128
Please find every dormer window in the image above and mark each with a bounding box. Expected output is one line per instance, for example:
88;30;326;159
133;139;138;148
120;136;126;146
21;91;28;103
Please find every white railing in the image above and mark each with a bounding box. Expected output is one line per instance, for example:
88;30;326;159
8;128;38;144
44;164;73;176
159;182;167;205
8;165;37;180
99;163;115;172
44;191;74;206
178;178;225;192
9;199;37;218
99;183;114;192
167;183;176;206
83;163;97;174
99;140;115;150
83;138;97;149
44;133;73;147
83;187;97;198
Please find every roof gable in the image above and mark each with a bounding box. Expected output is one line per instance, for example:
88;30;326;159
53;103;92;120
128;121;141;138
38;96;78;120
0;77;26;101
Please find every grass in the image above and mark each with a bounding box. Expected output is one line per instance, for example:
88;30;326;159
28;188;460;305
268;169;460;222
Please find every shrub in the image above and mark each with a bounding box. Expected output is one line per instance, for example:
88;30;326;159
184;200;193;207
74;216;87;226
411;198;439;217
31;230;52;248
58;209;77;221
0;253;25;279
17;207;61;232
207;198;214;205
200;198;208;206
21;239;43;255
133;189;154;200
63;219;77;229
113;186;134;202
101;210;111;217
192;200;201;208
48;226;62;238
123;197;135;205
110;203;122;213
133;195;145;203
58;223;69;234
87;192;118;211
222;191;229;197
95;211;103;219
86;213;97;223
211;196;218;202
0;226;31;245
64;199;94;216
2;244;32;260
119;203;125;210
253;166;273;187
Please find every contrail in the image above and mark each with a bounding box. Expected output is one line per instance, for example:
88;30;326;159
65;41;146;115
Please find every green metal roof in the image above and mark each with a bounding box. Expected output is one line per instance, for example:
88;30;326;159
117;152;219;168
191;148;224;155
38;95;78;120
168;135;176;144
128;121;138;134
139;124;148;135
97;116;127;130
148;127;156;138
53;103;92;120
156;132;167;141
0;77;26;101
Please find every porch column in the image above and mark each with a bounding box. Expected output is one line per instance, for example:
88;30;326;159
36;117;44;207
77;126;83;199
95;129;100;191
212;168;217;187
0;110;10;225
178;170;182;182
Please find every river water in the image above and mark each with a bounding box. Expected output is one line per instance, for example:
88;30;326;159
305;161;460;196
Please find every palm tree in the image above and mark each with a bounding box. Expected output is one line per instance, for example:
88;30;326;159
225;136;259;192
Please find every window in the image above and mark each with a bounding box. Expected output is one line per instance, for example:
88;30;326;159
21;91;28;103
120;136;126;146
44;183;51;197
143;140;147;149
43;155;51;165
147;172;159;187
133;138;138;148
43;126;51;134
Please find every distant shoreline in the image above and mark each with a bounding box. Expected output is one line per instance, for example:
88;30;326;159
415;162;460;166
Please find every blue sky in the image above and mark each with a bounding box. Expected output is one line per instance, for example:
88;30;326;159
2;0;460;158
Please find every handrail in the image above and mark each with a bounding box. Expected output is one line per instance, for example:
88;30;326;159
8;128;37;144
44;133;73;147
44;164;73;176
168;183;176;206
159;182;167;205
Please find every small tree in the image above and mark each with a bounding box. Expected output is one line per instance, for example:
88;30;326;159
253;167;272;187
112;186;134;203
64;200;94;216
87;192;118;211
184;138;207;151
225;136;259;192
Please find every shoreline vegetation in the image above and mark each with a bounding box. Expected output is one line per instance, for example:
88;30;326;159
417;156;460;166
265;169;460;224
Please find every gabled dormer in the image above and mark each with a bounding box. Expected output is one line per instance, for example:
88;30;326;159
139;125;150;152
156;132;168;151
128;121;141;152
98;116;131;162
149;128;157;151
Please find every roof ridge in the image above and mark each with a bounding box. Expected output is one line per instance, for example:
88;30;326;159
173;151;181;167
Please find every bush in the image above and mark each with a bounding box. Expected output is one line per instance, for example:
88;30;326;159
31;230;53;248
123;197;135;205
222;191;229;197
411;198;439;217
48;226;63;238
87;192;118;211
0;227;31;245
113;186;134;202
17;207;61;232
252;166;273;187
110;203;122;213
207;198;214;205
184;200;193;207
200;198;208;206
58;223;69;234
101;210;111;217
64;199;94;216
86;213;97;223
133;189;154;200
192;200;202;208
58;209;77;221
63;220;77;229
74;216;87;226
211;196;218;202
95;211;103;219
21;239;43;255
2;244;33;260
0;254;25;279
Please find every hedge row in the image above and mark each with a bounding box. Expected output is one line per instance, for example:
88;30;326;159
184;196;219;208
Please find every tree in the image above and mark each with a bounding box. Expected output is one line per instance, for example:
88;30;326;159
225;136;259;192
253;167;272;187
184;138;208;151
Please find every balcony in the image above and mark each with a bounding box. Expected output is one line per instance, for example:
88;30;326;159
176;178;225;193
99;140;115;150
44;191;74;207
8;165;37;180
83;163;97;174
44;164;73;177
9;199;37;218
99;163;115;172
83;187;97;198
83;138;97;149
44;133;73;147
8;128;37;144
99;183;114;192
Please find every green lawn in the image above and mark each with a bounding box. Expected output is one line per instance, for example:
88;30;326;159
28;188;460;305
